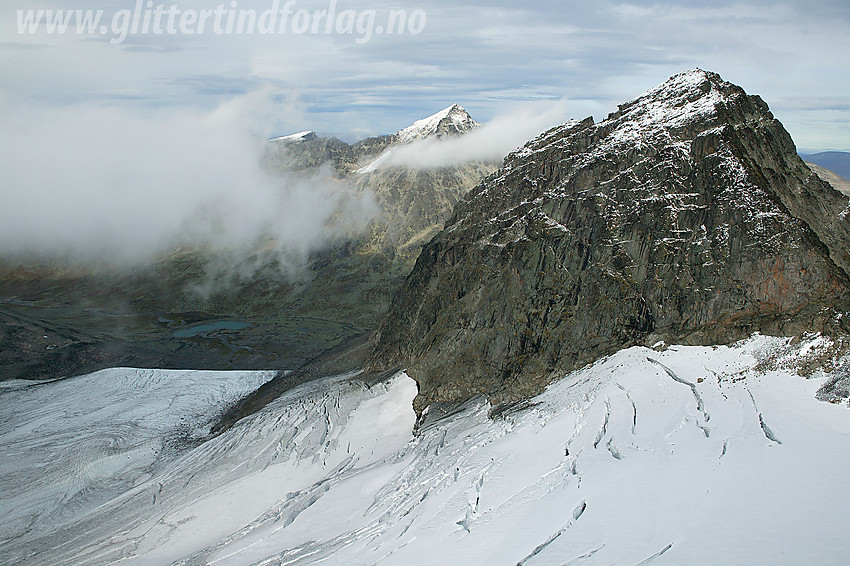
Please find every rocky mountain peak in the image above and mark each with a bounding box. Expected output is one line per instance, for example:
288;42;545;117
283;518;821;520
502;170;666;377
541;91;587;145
366;70;850;413
393;104;480;144
353;104;482;173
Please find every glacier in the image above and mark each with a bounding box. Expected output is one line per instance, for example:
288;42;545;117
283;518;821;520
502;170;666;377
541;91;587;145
1;335;849;565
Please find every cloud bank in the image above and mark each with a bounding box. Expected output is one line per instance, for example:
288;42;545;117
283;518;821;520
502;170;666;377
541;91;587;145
0;92;375;276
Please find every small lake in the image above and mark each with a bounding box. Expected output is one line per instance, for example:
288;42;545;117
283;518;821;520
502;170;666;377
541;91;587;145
173;321;251;338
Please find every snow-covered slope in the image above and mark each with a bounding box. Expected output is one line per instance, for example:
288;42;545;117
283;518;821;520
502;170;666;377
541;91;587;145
0;368;275;551
2;336;849;565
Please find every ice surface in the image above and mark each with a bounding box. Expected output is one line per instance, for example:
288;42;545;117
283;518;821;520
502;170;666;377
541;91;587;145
0;368;275;551
2;336;849;565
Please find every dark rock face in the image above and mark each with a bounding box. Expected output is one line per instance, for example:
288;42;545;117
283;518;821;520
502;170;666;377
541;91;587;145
366;70;850;412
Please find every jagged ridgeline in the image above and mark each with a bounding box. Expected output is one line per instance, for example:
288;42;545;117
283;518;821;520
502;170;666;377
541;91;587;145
366;69;850;412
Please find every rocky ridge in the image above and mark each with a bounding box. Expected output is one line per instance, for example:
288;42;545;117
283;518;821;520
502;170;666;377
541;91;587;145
366;69;850;412
266;105;480;177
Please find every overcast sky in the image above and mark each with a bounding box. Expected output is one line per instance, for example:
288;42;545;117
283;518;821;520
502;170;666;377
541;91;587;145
1;0;848;151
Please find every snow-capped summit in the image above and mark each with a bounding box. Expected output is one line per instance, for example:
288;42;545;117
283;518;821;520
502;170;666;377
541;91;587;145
353;105;480;173
512;69;736;165
269;130;318;143
599;68;731;146
393;104;479;144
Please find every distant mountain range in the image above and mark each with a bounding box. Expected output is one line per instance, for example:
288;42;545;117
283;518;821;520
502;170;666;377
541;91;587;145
801;151;850;180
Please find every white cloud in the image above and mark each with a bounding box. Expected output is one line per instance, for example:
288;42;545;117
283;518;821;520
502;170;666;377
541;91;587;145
0;91;376;275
